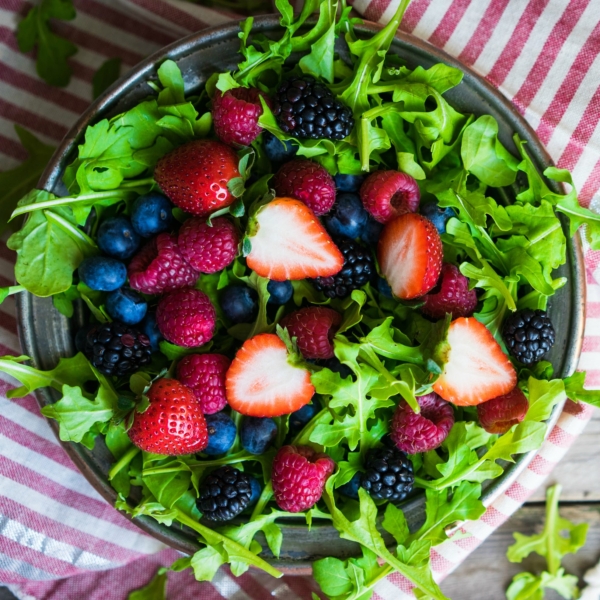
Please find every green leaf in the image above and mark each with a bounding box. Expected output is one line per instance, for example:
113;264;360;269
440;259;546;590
313;557;354;597
382;503;410;546
93;58;122;99
142;455;192;509
127;570;167;600
298;0;337;83
524;377;566;423
506;572;544;600
564;371;600;408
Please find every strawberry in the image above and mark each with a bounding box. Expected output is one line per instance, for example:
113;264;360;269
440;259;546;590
245;198;344;281
225;333;315;417
377;213;443;299
154;140;240;217
433;317;518;406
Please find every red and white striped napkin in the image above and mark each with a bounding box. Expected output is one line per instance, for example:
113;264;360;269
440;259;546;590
0;0;599;598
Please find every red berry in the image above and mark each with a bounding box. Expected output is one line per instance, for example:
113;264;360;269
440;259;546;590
176;353;231;414
128;378;208;455
128;233;198;295
272;445;335;512
178;217;240;274
477;387;529;434
360;170;420;223
421;263;478;320
156;288;216;348
280;306;342;360
390;393;455;454
272;158;336;216
212;87;269;147
154;140;240;217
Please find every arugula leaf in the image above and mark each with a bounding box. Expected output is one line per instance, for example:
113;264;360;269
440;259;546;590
564;371;600;408
93;58;122;99
127;570;167;600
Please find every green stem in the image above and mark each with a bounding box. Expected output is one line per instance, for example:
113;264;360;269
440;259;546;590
545;484;561;575
362;338;424;365
2;285;25;296
413;476;437;490
108;446;140;481
250;481;273;520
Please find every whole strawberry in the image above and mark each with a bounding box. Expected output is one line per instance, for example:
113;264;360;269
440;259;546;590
156;288;216;348
272;445;335;512
360;170;420;223
477;387;529;434
154;140;240;217
128;378;208;455
212;87;269;147
272;158;336;216
176;353;231;414
421;263;478;319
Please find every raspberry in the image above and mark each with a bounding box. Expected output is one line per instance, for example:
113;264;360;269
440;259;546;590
272;445;335;512
390;393;455;454
178;217;239;274
280;306;342;360
421;263;478;320
272;158;336;216
212;87;269;147
128;233;198;295
176;353;231;414
360;170;420;223
156;288;217;348
477;387;529;434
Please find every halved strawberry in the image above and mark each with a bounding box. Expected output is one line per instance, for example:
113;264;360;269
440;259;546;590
245;198;344;281
377;213;443;300
433;317;517;406
225;333;315;417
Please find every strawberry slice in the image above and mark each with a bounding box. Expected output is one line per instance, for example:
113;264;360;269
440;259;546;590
433;317;517;406
377;213;443;299
225;333;315;417
245;198;344;281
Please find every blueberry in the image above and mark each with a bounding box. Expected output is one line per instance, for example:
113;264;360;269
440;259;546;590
78;256;127;292
204;412;237;456
267;280;293;305
221;285;258;324
140;311;162;351
241;417;278;455
289;398;321;432
97;216;141;260
131;192;174;238
263;132;297;164
106;288;147;325
247;476;262;507
338;472;362;499
323;193;369;240
377;277;393;298
420;201;455;235
334;173;365;193
360;217;384;247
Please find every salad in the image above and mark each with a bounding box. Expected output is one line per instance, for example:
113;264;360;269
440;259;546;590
2;1;600;599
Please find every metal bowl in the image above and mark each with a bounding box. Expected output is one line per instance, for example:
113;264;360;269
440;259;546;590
17;15;586;573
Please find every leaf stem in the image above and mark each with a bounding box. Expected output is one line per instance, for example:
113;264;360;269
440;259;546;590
108;446;140;481
545;484;561;575
250;481;273;520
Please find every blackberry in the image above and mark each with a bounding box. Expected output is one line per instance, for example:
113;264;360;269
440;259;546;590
312;238;374;299
197;466;252;521
272;75;354;140
502;309;556;366
360;446;414;503
82;321;152;376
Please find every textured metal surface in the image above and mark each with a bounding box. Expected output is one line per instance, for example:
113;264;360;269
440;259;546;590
17;15;586;573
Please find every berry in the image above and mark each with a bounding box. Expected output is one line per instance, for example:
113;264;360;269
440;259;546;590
140;311;162;351
178;217;239;274
377;277;393;298
433;317;517;406
323;193;369;239
420;200;454;235
421;263;477;320
226;333;315;417
240;417;278;455
78;256;127;292
377;213;443;300
128;233;198;295
360;171;421;223
289;399;321;432
267;280;293;305
176;353;231;414
338;472;361;499
502;309;556;366
271;445;335;512
390;393;455;454
197;466;252;521
272;158;336;216
154;140;240;217
106;288;147;325
312;238;374;299
156;288;216;348
247;476;262;507
360;217;384;247
245;198;344;281
75;324;93;353
212;87;268;147
131;192;174;238
263;131;297;163
97;216;141;260
272;75;354;141
220;285;258;324
477;387;529;434
204;412;237;456
334;173;365;193
319;357;353;380
280;306;342;360
128;378;208;455
360;447;414;503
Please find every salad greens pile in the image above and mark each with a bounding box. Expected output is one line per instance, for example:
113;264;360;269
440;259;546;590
2;1;600;599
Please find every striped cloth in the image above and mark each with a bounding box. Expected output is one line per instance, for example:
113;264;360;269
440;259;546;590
0;0;599;598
